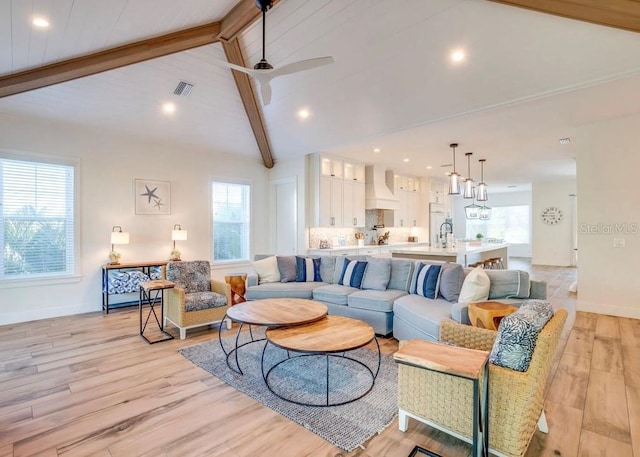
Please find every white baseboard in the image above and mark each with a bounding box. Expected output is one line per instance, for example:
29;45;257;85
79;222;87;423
0;304;97;325
577;300;640;319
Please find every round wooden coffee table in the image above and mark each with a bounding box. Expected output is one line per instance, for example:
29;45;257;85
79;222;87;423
262;315;381;406
468;301;517;330
218;298;328;375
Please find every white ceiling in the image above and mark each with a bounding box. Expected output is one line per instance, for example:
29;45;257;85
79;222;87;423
2;0;640;192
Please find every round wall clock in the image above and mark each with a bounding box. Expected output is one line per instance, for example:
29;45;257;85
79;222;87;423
541;206;563;225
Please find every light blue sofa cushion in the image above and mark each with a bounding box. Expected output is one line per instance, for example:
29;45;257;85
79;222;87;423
245;282;326;300
485;269;531;299
277;255;297;282
388;258;414;292
361;258;391;290
312;284;358;305
393;295;453;341
438;264;465;302
318;256;337;284
348;289;408;313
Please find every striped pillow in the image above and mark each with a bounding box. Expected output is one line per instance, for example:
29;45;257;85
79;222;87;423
295;257;322;282
338;259;368;288
411;263;442;299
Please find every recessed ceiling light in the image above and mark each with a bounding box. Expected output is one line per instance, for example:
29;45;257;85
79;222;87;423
297;108;310;120
162;102;176;114
32;17;50;28
403;158;409;163
559;137;572;145
426;166;432;169
373;148;381;153
451;50;465;62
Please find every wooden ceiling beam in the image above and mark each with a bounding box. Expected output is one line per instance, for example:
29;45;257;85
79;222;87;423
222;38;274;169
0;22;222;98
489;0;640;34
219;0;280;42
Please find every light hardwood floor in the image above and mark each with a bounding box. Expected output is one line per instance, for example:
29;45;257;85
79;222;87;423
1;261;638;457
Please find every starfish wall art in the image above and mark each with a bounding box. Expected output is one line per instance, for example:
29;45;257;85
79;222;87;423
134;179;171;215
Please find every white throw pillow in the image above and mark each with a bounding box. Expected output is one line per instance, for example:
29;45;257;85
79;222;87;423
458;267;490;303
252;256;281;284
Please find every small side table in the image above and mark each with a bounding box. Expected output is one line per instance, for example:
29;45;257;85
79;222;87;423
394;340;489;457
469;301;517;330
139;279;175;344
225;274;247;305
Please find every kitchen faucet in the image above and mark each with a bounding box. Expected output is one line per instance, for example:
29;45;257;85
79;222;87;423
439;222;453;247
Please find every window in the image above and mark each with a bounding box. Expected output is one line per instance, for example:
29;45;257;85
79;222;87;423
1;156;75;279
212;181;250;262
466;205;530;244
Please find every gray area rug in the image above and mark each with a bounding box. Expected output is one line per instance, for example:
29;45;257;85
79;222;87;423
180;329;398;452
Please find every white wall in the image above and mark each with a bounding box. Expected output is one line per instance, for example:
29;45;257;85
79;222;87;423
577;113;640;319
0;114;270;324
452;190;533;257
532;180;576;266
268;156;307;255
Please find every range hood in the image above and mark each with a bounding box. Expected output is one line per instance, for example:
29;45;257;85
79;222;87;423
365;165;399;210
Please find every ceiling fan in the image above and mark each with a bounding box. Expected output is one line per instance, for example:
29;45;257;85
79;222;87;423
219;0;334;105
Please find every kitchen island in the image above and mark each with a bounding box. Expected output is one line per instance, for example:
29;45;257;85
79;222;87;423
391;242;509;268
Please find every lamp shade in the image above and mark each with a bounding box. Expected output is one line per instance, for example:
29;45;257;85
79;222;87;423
171;229;188;241
479;205;492;220
110;230;129;245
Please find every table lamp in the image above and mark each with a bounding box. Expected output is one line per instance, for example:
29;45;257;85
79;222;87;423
171;224;188;261
109;226;129;264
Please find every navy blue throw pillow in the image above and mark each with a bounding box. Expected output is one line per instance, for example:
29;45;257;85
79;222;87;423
411;263;442;299
295;256;322;282
338;259;368;288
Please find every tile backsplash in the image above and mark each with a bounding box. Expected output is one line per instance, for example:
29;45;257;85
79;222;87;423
308;210;414;248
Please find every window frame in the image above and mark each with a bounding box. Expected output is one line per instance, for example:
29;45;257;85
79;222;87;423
0;150;80;286
465;204;531;245
211;178;252;265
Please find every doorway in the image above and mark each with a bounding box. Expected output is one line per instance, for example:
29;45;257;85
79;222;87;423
272;177;297;255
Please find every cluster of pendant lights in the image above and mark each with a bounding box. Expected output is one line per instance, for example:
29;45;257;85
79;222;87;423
448;143;491;220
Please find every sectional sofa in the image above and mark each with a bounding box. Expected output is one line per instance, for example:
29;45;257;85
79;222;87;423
245;255;547;339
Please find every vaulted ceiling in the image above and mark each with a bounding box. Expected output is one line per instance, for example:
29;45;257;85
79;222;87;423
1;0;640;192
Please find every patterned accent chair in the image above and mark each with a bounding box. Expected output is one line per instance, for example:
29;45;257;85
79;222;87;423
396;308;567;457
164;260;231;339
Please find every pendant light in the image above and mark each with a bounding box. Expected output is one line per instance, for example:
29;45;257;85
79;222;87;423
465;187;481;219
477;159;488;202
448;143;460;195
479;204;492;220
463;152;475;199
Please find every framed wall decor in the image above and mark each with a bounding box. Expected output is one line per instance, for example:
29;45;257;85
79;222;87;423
135;179;171;215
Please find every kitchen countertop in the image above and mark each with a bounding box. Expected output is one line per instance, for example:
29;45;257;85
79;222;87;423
390;242;509;256
307;242;428;253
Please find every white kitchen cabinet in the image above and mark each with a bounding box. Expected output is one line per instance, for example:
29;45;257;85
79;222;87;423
319;176;343;227
308;153;366;227
385;173;421;227
320;156;343;178
344;161;365;182
343;180;366;227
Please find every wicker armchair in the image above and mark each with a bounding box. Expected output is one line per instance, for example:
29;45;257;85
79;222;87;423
164;261;232;339
397;309;567;457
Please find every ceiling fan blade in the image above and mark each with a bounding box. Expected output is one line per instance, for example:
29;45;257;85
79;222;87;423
271;56;335;78
260;81;272;106
216;59;274;77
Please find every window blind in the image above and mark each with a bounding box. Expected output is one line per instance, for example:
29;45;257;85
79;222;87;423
1;157;75;278
212;181;250;261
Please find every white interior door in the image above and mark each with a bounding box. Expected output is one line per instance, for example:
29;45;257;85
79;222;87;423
274;178;297;255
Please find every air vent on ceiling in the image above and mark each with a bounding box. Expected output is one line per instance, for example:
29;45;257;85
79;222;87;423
559;137;572;145
173;81;194;97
